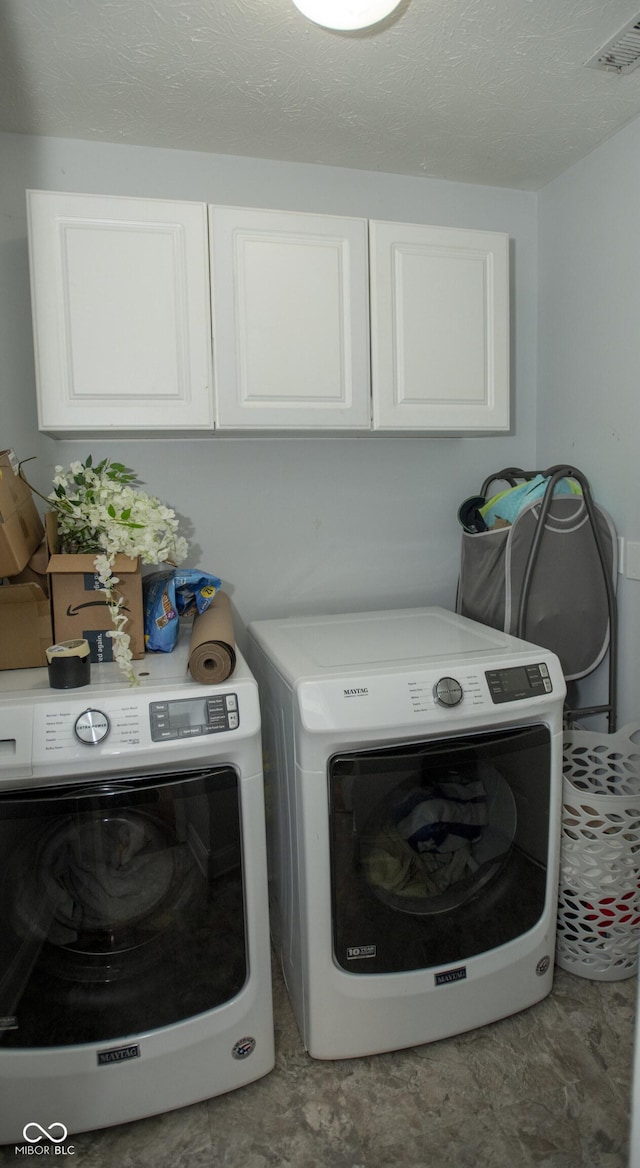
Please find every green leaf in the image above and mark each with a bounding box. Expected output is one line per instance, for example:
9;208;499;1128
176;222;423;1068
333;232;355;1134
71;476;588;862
107;504;116;518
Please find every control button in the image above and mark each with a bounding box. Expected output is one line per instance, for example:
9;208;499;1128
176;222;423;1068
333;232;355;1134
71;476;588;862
433;677;463;708
539;663;549;678
228;712;239;729
544;679;552;692
226;694;238;711
74;708;111;745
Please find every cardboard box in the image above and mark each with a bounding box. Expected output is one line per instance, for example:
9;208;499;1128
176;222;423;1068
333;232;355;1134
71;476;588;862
10;538;50;596
47;551;145;664
0;450;44;576
0;581;53;669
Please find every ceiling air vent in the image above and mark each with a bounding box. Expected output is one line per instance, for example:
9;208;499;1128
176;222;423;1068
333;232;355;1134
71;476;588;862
586;14;640;74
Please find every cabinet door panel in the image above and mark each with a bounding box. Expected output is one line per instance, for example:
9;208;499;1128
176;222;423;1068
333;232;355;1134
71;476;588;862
210;207;370;429
28;192;213;434
370;222;509;432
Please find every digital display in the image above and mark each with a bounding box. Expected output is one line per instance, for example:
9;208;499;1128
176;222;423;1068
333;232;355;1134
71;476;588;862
499;667;531;694
166;698;207;731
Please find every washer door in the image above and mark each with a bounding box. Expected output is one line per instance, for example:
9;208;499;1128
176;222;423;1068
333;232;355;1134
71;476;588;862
0;766;246;1048
330;724;552;974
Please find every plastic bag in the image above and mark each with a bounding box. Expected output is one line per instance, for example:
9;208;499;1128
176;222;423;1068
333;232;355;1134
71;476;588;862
143;569;222;652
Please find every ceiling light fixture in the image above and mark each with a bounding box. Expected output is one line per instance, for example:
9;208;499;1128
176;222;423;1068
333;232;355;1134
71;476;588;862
292;1;402;31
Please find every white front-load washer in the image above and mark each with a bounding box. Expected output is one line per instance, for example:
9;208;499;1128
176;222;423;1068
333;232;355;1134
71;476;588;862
247;606;566;1060
0;627;274;1145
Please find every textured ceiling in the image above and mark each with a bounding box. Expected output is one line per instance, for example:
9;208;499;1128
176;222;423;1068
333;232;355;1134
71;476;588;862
2;0;640;189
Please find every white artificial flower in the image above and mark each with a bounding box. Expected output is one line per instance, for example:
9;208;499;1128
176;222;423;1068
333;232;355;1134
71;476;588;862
49;457;189;685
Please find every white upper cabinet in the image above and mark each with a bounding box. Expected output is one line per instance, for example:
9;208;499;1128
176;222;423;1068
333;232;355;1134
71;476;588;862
27;191;511;436
370;221;510;432
209;206;371;430
27;191;214;435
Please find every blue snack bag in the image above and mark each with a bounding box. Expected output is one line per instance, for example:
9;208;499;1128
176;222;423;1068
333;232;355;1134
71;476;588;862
143;569;222;652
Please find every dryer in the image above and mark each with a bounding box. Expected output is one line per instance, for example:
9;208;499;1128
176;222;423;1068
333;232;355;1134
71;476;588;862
247;606;566;1060
0;629;274;1145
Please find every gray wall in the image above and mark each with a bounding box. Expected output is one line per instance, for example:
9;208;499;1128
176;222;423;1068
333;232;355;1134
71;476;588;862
0;136;41;460
0;130;538;655
4;124;636;724
538;115;640;727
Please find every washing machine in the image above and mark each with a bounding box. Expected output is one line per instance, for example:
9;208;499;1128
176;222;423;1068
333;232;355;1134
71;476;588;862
247;605;566;1060
0;627;274;1145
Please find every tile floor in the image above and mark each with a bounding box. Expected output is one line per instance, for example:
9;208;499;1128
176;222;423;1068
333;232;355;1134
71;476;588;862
2;956;634;1168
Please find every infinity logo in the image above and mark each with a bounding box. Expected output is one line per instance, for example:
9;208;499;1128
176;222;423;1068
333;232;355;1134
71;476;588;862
22;1123;68;1144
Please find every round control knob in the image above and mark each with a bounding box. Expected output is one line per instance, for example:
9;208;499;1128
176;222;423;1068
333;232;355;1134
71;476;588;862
74;708;111;745
433;677;463;708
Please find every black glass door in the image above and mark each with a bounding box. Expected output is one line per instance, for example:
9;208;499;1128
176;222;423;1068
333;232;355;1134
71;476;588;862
330;725;551;974
0;766;245;1047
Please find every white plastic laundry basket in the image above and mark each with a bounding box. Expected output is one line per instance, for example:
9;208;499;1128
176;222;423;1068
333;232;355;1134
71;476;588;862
556;724;640;981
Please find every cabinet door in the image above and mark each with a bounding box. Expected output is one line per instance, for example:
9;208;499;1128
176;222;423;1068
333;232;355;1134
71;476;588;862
210;206;370;430
370;222;509;432
27;191;214;435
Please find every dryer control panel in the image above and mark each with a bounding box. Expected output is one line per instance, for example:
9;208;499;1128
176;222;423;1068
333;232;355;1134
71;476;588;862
485;663;553;703
296;654;563;733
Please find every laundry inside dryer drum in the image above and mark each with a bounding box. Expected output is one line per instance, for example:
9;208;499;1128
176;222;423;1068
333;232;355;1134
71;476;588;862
359;761;517;915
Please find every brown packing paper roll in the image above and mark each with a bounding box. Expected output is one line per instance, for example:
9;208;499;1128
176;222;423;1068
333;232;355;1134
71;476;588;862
188;591;237;684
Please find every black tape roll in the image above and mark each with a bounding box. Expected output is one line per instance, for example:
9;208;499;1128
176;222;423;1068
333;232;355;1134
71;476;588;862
46;639;91;689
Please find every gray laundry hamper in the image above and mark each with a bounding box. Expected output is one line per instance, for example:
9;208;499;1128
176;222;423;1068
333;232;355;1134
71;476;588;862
456;465;618;730
456;465;631;982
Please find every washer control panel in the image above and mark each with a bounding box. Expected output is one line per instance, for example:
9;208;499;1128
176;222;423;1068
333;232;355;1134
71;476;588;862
485;663;552;704
29;688;245;768
149;694;239;741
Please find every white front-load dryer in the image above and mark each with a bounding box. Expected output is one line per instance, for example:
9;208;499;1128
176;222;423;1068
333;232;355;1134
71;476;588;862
247;606;566;1060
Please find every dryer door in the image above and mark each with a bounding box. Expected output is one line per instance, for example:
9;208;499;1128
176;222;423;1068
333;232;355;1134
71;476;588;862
0;766;245;1047
329;724;552;974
